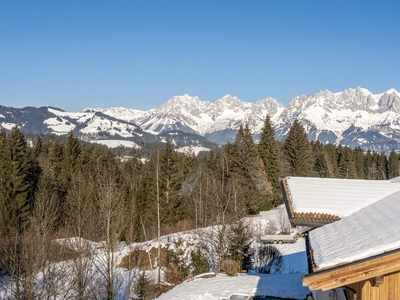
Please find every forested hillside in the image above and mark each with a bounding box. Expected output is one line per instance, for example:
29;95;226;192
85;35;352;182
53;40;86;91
0;116;399;298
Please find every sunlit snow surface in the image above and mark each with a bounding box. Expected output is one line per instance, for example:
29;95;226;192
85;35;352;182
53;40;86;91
88;94;285;136
157;273;309;300
89;139;140;148
0;210;309;299
309;190;400;270
0;122;16;130
176;146;211;156
286;177;400;217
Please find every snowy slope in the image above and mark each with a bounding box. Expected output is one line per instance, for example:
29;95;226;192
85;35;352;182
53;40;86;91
0;211;309;300
276;87;400;151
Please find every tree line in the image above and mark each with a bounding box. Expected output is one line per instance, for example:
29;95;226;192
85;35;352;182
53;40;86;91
0;116;399;298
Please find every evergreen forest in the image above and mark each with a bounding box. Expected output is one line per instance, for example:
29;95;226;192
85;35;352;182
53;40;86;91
0;116;399;298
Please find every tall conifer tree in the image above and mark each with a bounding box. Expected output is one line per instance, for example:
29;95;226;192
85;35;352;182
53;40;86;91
283;120;312;176
4;127;35;233
258;115;281;199
337;146;357;179
387;149;400;179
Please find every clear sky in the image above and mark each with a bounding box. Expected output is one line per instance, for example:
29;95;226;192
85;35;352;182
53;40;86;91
1;1;400;111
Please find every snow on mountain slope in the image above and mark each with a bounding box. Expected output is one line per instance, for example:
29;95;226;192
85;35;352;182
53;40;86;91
1;87;400;151
90;140;140;149
44;108;94;134
137;94;215;135
84;107;150;123
45;108;155;143
93;94;285;136
176;145;211;156
79;113;138;138
276;87;400;151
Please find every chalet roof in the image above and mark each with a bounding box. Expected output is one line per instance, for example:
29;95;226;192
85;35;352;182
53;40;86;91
281;177;400;226
307;189;400;271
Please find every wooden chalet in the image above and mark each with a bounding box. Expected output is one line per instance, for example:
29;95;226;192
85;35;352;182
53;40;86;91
280;177;400;300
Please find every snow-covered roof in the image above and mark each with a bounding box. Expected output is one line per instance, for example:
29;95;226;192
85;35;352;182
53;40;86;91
157;273;310;300
283;177;400;223
308;189;400;270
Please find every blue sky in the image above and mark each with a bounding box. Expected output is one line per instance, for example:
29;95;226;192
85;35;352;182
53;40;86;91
1;1;400;111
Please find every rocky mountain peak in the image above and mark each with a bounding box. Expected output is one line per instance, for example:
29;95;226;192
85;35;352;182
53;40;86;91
1;87;400;153
215;94;242;107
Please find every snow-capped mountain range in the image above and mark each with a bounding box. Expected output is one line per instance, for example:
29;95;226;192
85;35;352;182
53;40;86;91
89;94;285;145
1;87;400;152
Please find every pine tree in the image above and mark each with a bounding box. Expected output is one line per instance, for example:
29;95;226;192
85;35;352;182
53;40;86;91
159;141;185;225
60;131;81;187
258;115;281;200
323;144;338;177
364;150;375;179
314;153;329;178
0;130;8;236
377;152;388;180
312;141;329;178
354;147;366;179
337;146;357;179
3;127;37;233
229;125;268;213
283;120;312;176
227;219;254;271
387;149;400;179
367;151;386;180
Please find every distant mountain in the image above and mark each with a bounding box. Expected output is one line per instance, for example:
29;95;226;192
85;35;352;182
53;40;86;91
0;106;212;149
275;87;400;153
1;87;400;153
89;94;285;144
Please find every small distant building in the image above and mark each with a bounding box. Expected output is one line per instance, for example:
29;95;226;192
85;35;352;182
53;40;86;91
281;177;400;300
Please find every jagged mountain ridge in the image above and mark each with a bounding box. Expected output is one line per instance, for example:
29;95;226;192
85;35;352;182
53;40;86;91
275;87;400;152
88;94;285;144
1;87;400;152
90;94;284;136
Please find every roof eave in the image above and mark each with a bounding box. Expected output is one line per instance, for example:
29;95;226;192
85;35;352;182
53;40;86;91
302;248;400;291
290;219;333;227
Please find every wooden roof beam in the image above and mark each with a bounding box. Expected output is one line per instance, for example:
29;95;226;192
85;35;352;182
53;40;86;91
303;250;400;291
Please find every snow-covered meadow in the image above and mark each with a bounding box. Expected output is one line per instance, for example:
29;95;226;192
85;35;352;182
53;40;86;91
0;207;309;299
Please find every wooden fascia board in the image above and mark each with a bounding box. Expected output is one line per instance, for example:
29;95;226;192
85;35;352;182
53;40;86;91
280;178;294;222
302;249;400;291
291;219;332;227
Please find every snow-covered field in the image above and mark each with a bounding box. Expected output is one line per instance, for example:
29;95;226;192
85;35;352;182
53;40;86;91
89;139;140;148
0;207;309;299
176;146;211;156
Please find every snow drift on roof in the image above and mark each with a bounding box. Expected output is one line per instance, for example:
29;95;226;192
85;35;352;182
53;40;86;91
308;190;400;270
286;177;400;218
156;273;310;300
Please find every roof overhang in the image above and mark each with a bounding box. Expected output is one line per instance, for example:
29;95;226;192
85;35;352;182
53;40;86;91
280;178;340;228
302;248;400;291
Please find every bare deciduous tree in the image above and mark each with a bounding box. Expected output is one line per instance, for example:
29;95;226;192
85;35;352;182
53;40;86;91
93;169;126;300
277;208;291;234
30;178;70;300
64;177;96;299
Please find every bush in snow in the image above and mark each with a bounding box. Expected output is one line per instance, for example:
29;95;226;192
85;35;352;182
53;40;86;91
221;259;241;276
255;245;284;274
190;248;210;276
